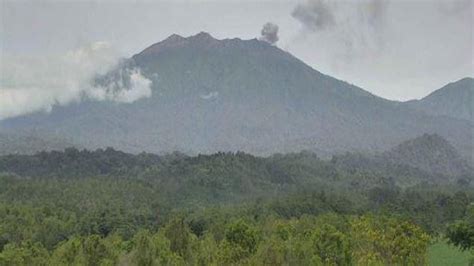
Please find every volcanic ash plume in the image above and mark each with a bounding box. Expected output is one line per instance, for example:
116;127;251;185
292;0;388;32
290;0;391;62
259;22;279;45
292;0;335;31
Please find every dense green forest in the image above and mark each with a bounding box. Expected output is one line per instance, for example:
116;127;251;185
0;137;473;265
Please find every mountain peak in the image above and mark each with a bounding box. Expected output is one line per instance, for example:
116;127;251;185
186;31;220;47
190;31;215;40
135;32;220;58
165;34;185;42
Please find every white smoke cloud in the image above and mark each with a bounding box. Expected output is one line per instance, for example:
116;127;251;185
0;42;153;120
87;68;152;103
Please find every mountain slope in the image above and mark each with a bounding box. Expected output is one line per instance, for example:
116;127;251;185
1;33;472;157
0;132;75;155
406;77;473;122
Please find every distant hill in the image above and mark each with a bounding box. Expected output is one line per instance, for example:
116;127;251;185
383;134;472;177
0;136;470;204
0;149;348;205
405;78;473;122
1;33;472;158
332;134;473;185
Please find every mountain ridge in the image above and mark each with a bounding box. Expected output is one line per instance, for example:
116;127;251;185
405;77;473;122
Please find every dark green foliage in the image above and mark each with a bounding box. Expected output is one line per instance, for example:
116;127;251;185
447;220;474;251
0;147;161;178
225;220;258;255
447;204;474;251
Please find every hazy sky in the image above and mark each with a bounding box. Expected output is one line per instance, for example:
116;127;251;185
1;0;473;102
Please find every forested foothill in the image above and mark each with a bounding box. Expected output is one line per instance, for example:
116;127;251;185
0;134;472;265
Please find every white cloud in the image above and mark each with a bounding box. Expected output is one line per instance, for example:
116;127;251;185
88;68;152;103
0;42;153;120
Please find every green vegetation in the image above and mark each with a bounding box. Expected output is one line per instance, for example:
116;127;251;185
0;146;472;265
428;240;472;266
441;201;474;265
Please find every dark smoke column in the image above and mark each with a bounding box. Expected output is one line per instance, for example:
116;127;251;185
259;22;279;45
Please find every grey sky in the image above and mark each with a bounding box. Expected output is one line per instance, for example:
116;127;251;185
1;0;473;101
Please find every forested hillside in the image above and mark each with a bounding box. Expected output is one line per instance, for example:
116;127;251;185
0;135;472;265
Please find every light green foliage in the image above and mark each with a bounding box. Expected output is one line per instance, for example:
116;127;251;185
130;230;182;266
220;219;259;263
0;241;49;266
311;224;351;265
351;215;430;265
49;237;83;265
195;234;219;266
49;235;119;266
83;235;118;266
0;211;434;266
252;236;286;265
